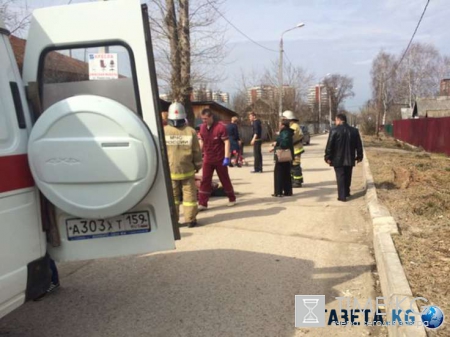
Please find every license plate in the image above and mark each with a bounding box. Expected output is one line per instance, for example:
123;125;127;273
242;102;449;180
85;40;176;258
66;211;151;241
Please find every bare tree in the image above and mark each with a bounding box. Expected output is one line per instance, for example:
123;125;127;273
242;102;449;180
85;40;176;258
371;51;397;126
147;0;227;95
0;0;31;36
231;67;266;117
233;62;314;134
323;74;355;121
440;55;450;80
260;60;314;119
164;0;182;100
357;100;378;136
396;43;442;104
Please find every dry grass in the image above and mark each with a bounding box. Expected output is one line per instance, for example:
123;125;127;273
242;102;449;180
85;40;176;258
364;134;422;152
365;136;450;336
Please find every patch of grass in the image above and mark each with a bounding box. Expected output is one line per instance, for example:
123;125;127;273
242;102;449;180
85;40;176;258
366;144;450;336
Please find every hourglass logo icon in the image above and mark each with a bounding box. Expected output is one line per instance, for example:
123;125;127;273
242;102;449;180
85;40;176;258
303;298;319;323
295;295;325;327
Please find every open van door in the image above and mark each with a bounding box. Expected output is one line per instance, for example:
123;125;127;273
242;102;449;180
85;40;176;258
22;0;180;262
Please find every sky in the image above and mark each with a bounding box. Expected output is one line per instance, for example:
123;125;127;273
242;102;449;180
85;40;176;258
9;0;450;112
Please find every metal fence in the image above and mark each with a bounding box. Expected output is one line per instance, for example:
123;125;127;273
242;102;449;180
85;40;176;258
393;117;450;156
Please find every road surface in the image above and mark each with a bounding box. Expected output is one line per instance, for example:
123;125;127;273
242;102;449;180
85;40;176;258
0;134;385;337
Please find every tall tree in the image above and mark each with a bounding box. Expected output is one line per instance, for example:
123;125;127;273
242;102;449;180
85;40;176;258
0;0;30;36
396;43;442;105
148;0;227;124
323;74;355;121
370;51;397;125
164;0;181;101
178;0;193;121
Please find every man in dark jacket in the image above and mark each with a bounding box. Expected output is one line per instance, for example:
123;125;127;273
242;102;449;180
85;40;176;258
324;113;363;201
249;112;263;173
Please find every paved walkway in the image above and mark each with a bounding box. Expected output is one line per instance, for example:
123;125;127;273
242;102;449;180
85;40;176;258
0;135;385;337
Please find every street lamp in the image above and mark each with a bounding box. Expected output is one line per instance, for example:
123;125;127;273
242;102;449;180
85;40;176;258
279;22;305;117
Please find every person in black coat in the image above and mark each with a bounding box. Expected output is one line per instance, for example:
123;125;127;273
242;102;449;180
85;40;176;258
270;120;294;197
324;113;363;201
249;112;263;173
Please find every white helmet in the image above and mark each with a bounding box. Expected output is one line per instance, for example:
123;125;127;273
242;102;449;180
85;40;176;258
168;102;187;127
282;110;297;121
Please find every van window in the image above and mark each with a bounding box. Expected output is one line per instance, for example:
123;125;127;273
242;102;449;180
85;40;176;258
0;40;17;151
40;45;141;115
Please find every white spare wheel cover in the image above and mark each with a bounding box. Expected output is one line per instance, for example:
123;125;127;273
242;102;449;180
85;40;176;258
28;95;158;219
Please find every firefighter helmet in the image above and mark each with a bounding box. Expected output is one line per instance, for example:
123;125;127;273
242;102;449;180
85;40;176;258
168;102;187;127
282;110;298;121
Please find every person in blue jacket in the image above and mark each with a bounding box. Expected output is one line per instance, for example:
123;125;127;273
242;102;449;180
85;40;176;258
226;116;242;167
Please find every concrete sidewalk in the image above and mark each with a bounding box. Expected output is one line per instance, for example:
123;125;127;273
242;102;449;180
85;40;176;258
0;135;385;337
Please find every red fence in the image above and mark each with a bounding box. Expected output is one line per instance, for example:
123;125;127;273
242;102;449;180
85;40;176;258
393;117;450;156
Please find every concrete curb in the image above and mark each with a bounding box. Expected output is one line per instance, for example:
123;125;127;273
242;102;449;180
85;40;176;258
363;150;427;337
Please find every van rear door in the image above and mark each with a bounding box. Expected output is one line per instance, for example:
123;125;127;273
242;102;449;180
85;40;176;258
22;0;179;262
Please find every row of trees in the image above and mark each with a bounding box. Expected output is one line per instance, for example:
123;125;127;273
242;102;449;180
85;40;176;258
231;63;355;132
369;42;450;128
1;0;358;131
146;0;357;128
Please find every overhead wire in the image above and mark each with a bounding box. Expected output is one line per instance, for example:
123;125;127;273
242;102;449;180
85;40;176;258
204;0;278;53
283;50;294;68
383;0;431;83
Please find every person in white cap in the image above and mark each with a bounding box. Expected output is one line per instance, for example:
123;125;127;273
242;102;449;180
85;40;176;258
164;102;202;227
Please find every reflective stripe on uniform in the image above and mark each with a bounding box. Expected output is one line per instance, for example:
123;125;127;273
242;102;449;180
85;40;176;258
171;170;195;180
292;175;303;179
182;201;198;207
294;148;305;155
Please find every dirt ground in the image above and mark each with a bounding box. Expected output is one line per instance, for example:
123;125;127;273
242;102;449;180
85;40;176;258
365;135;450;336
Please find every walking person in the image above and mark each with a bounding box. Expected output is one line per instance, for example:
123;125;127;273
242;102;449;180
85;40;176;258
270;120;294;197
165;102;203;227
198;109;236;210
282;110;304;187
249;112;263;173
226;116;242;167
324;113;363;202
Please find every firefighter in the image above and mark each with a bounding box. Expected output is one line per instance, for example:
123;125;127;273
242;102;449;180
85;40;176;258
282;110;304;187
165;102;203;228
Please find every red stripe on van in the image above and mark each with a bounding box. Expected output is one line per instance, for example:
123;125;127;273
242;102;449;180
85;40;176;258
0;154;34;193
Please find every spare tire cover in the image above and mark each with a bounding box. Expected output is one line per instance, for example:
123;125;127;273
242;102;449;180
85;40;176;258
28;95;158;219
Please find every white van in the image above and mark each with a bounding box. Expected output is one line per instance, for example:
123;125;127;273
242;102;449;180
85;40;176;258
0;0;179;319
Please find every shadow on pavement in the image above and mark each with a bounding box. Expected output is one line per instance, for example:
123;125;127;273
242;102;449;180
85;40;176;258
0;250;374;337
301;180;336;188
302;168;331;173
199;207;286;226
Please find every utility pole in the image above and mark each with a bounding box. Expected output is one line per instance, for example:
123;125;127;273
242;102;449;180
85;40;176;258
278;37;284;117
376;77;383;137
99;0;109;54
278;23;305;118
329;93;332;128
318;84;321;130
